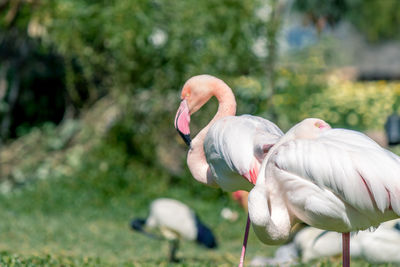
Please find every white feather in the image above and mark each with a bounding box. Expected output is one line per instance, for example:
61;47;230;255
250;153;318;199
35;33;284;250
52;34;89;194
204;115;282;192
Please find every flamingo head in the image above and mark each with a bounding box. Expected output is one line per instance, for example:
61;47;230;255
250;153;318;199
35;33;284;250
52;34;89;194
289;118;331;140
174;75;216;147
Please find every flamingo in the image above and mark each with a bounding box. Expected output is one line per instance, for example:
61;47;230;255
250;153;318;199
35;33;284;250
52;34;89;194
174;74;283;266
130;198;217;262
248;118;400;267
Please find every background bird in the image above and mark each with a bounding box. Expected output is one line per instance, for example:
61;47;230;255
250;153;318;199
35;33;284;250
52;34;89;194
174;74;283;266
248;118;400;267
130;198;217;262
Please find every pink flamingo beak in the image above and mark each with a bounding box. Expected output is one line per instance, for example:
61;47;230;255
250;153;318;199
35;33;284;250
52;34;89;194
174;99;191;146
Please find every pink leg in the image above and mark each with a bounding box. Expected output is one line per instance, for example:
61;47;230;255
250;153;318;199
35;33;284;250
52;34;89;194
238;214;251;267
342;232;350;267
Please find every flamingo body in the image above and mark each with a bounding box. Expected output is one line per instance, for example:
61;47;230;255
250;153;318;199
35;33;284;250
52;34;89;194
205;114;283;192
249;118;400;245
272;129;400;231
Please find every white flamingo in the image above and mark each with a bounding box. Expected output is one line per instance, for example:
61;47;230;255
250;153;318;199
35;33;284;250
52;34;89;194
131;198;217;262
248;118;400;267
174;74;283;266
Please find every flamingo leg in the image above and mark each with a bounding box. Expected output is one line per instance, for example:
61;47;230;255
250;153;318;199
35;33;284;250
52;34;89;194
238;214;251;267
342;232;350;267
168;239;180;263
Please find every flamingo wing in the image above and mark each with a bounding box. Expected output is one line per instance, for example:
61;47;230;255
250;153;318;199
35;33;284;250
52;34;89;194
204;115;283;192
261;128;400;232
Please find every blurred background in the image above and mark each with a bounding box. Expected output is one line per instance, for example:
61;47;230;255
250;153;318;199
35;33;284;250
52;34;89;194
1;0;400;265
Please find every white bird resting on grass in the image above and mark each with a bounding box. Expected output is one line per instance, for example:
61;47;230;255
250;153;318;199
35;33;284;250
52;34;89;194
130;198;217;262
248;118;400;267
249;219;400;266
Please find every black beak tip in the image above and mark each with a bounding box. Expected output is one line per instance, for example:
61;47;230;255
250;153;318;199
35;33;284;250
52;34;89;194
177;129;191;147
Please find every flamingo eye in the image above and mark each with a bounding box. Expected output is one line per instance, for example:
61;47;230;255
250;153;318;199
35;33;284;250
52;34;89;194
181;91;190;100
314;121;330;129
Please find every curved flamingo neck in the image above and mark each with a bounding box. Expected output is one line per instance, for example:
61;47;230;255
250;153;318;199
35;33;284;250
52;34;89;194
195;80;236;142
249;182;292;245
187;78;236;186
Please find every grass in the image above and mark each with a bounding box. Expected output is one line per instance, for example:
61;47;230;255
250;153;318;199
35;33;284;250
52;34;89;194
0;144;397;266
0;174;268;266
0;180;258;263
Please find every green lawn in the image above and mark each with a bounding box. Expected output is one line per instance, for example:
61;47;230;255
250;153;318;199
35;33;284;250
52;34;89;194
0;171;271;266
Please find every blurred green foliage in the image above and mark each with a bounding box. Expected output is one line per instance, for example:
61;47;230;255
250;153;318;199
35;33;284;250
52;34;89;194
2;0;273;172
295;0;400;41
346;0;400;42
1;0;400;191
1;0;400;141
276;76;400;130
38;0;267;94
